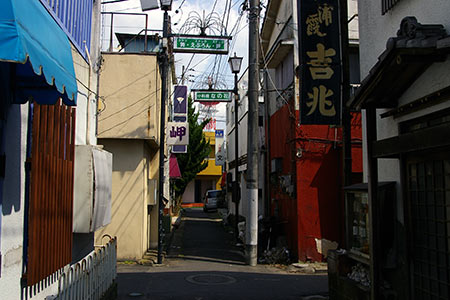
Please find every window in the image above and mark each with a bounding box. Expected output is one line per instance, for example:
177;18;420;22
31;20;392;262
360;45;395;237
347;191;370;256
406;154;450;299
345;182;396;262
381;0;401;15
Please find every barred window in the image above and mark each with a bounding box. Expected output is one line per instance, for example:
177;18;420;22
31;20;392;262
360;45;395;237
382;0;401;14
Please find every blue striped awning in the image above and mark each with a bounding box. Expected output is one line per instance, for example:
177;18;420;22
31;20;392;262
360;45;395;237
0;0;77;105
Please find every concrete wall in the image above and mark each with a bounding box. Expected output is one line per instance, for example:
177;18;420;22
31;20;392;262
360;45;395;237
183;181;195;203
358;0;450;79
267;0;293;52
225;68;266;220
0;104;39;299
348;0;359;42
94;139;158;260
97;53;160;140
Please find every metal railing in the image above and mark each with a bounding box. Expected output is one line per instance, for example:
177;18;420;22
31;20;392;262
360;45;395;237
54;237;117;300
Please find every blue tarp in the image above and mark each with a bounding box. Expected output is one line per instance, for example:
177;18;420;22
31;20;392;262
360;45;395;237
0;0;77;105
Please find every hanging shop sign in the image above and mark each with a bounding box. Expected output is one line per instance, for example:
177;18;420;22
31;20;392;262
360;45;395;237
215;130;225;166
173;85;187;115
172;86;188;153
167;122;189;146
172;35;231;54
298;0;342;125
192;89;233;102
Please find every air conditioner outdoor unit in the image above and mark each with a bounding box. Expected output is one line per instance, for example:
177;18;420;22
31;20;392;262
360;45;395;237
73;145;113;233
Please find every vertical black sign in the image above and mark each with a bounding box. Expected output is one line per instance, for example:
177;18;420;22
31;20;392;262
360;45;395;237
298;0;342;125
172;85;188;153
173;85;187;114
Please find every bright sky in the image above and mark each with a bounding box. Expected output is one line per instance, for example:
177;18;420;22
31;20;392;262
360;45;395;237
100;0;256;130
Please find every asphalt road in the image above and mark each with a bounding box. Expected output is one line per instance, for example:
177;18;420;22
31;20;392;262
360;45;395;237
116;208;328;300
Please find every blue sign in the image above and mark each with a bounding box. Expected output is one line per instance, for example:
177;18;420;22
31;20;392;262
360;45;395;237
215;129;224;138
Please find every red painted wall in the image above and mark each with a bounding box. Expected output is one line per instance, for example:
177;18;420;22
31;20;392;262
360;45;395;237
269;104;363;261
269;103;298;253
296;124;343;261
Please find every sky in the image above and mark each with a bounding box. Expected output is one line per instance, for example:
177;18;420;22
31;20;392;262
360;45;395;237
100;0;256;130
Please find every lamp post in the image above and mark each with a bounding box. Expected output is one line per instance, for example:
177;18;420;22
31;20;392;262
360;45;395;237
228;53;243;242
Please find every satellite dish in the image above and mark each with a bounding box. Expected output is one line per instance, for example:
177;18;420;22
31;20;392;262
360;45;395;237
140;0;159;11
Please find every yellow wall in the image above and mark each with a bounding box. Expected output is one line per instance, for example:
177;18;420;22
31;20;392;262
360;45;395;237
197;131;222;176
197;158;222;176
97;53;160;141
94;139;159;260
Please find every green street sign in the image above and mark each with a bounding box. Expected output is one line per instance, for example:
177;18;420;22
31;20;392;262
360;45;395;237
192;90;233;102
173;36;230;54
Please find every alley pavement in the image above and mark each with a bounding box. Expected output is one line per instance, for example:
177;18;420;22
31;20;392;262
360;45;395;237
116;208;328;300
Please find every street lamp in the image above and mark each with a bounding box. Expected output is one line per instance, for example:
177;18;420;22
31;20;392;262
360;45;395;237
159;0;172;10
228;52;243;242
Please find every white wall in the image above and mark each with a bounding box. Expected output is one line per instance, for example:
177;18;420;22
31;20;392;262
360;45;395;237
0;105;59;299
358;0;450;224
358;0;450;79
182;181;195;203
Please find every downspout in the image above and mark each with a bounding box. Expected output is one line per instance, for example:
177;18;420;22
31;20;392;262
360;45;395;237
264;70;271;218
85;43;92;145
95;56;102;137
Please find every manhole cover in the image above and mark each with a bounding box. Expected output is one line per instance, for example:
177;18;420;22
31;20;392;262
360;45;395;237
185;274;237;285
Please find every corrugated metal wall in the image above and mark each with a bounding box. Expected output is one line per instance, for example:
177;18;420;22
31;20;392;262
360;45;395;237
41;0;93;58
26;101;76;286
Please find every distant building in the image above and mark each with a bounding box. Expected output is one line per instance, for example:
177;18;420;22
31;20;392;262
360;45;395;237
182;131;223;203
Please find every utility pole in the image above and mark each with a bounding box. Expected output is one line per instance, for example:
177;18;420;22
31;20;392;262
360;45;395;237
246;0;260;266
157;6;170;265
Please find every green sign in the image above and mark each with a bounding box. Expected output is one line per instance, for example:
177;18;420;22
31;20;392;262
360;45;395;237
193;90;232;102
173;36;230;54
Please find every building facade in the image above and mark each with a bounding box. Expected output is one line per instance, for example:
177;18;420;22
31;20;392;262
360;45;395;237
94;30;169;260
0;0;114;299
182;131;223;204
339;0;450;299
260;0;362;262
226;68;267;229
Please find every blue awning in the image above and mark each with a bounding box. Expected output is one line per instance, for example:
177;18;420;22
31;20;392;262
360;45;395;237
0;0;77;106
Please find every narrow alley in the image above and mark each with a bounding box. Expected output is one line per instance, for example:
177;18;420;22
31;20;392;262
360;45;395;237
116;208;329;300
